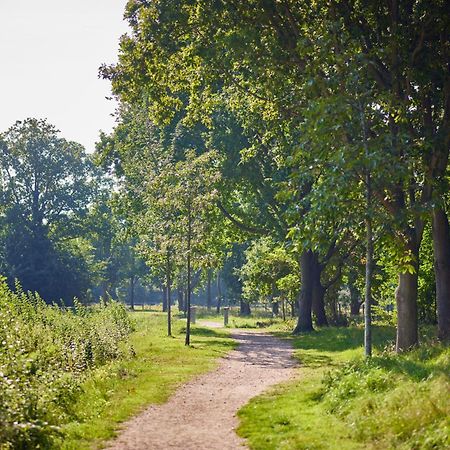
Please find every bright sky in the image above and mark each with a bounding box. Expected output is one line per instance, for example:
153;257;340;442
0;0;129;152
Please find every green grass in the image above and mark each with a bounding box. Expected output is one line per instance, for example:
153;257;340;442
237;325;450;450
59;312;235;449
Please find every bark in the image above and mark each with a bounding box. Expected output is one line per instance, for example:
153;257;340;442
216;271;222;314
293;250;314;333
311;254;328;327
349;281;361;315
432;207;450;341
240;299;251;315
185;210;192;346
395;240;419;352
162;289;168;312
177;288;184;313
129;276;135;310
272;300;279;316
166;257;172;337
207;268;212;311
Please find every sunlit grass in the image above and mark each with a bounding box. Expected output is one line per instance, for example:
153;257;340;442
59;312;235;449
238;325;449;449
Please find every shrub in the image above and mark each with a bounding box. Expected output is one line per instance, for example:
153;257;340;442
0;280;134;449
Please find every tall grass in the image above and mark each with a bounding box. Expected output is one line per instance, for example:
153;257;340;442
0;280;133;449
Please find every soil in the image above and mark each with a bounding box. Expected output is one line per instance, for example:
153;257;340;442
105;322;297;450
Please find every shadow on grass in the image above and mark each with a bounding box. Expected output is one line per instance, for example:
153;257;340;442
372;344;450;381
273;325;396;354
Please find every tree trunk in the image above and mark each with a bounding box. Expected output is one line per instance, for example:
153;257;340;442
294;250;314;333
272;300;279;316
166;256;172;337
177;288;184;313
432;207;450;341
207;268;212;311
349;282;361;315
129;276;135;310
395;240;419;352
216;271;222;314
311;255;328;327
185;209;192;346
240;299;251;315
162;283;167;312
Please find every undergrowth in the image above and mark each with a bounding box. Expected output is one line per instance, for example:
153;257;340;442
238;325;450;450
0;280;133;449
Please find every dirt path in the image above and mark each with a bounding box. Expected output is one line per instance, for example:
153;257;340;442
106;323;297;450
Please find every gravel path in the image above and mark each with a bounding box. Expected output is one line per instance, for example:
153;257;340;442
105;323;297;450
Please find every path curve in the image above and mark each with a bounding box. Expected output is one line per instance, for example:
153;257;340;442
106;325;297;450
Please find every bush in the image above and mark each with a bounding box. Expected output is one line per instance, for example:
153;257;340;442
0;280;134;449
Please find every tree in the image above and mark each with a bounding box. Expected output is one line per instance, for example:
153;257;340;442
0;118;95;302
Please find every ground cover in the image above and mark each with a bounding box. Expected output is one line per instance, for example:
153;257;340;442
237;326;449;450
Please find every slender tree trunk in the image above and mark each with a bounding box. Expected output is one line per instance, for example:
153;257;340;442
129;276;135;310
281;296;286;321
432;207;450;341
166;254;172;337
216;271;222;314
395;240;419;352
361;100;373;357
177;288;184;313
364;178;373;357
207;268;212;311
162;283;168;312
294;250;314;333
185;209;192;346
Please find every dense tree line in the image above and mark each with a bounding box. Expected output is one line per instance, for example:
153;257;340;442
0;119;149;305
99;0;449;350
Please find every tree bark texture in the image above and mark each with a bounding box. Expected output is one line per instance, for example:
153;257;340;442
311;254;328;326
395;239;419;352
294;250;314;333
432;207;450;341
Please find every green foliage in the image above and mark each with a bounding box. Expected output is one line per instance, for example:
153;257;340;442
0;280;133;449
239;237;299;305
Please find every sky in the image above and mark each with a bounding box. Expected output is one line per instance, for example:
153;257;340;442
0;0;129;152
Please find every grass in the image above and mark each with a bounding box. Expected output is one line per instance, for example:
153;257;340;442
237;325;450;450
58;311;235;449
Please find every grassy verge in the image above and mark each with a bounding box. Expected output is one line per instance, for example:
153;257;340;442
60;312;235;449
237;325;449;450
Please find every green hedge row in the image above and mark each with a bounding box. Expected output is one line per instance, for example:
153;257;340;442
0;280;134;449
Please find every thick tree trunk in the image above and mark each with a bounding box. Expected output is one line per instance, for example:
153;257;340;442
294;250;314;333
311;253;328;326
240;299;251;315
395;241;419;352
349;283;361;315
207;268;212;311
432;207;450;341
272;300;279;316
